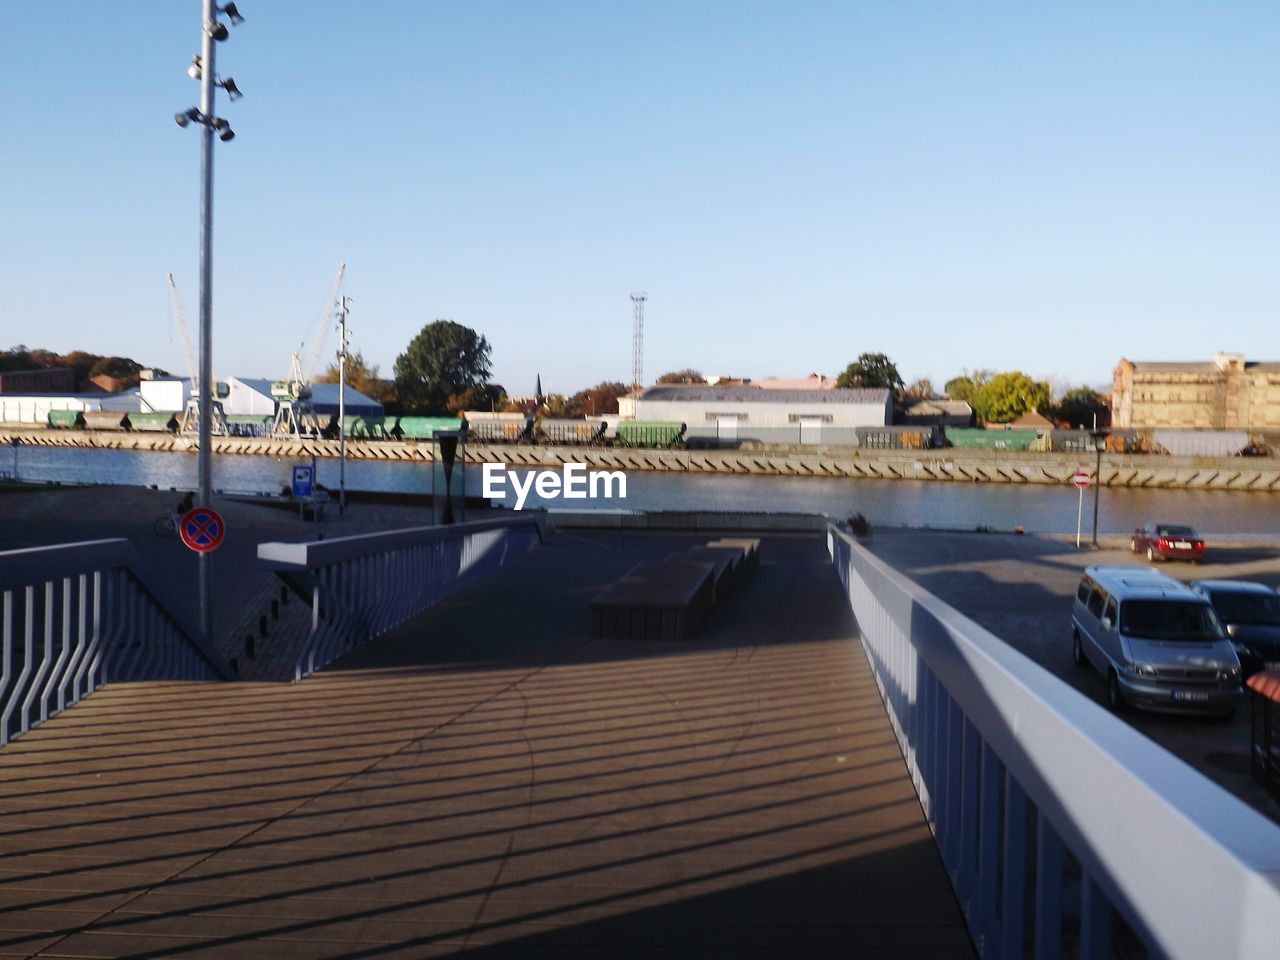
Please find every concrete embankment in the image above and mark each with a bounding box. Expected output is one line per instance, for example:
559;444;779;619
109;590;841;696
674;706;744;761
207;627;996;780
4;425;1280;491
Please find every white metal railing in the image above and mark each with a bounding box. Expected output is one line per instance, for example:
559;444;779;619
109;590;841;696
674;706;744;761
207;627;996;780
258;514;543;681
827;523;1280;960
0;539;234;746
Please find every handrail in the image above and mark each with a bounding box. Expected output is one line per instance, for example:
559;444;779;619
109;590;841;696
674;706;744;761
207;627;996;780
826;522;1280;960
0;538;235;746
258;514;544;681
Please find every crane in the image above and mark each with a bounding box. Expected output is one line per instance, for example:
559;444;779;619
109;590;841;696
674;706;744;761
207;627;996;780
167;273;228;436
271;262;345;438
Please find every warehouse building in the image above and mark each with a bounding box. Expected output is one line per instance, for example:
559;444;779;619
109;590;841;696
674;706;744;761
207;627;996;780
629;385;891;446
1112;353;1280;430
226;378;382;418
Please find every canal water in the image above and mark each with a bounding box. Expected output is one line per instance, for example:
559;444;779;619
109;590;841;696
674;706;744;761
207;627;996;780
5;446;1278;537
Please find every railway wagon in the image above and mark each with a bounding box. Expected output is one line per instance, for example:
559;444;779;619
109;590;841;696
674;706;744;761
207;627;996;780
81;411;129;431
943;427;1039;451
47;410;84;429
394;416;466;440
225;414;274;437
463;412;534;443
615;421;686;449
340;415;391;439
856;426;941;449
538;419;606;445
128;412;179;434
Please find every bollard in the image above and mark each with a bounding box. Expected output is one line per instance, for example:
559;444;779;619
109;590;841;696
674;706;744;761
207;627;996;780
246;634;255;659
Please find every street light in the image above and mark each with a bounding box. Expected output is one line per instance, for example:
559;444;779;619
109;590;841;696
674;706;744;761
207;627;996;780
174;0;244;646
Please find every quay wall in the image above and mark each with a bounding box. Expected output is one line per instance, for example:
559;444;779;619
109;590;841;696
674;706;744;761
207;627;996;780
3;426;1280;491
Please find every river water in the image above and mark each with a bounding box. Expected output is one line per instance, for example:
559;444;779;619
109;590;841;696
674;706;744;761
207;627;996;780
5;446;1278;537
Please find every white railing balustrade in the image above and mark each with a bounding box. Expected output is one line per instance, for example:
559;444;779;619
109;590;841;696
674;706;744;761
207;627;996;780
0;539;234;746
258;514;543;681
827;523;1280;960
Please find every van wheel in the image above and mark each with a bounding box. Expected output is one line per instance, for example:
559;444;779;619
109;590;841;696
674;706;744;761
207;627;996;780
1146;547;1159;563
1072;629;1087;668
1106;670;1127;712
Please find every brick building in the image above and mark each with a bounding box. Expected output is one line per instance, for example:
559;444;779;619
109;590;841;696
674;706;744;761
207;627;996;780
0;367;76;394
1112;353;1280;430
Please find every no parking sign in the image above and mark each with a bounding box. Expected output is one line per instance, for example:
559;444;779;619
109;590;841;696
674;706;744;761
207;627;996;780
180;507;225;553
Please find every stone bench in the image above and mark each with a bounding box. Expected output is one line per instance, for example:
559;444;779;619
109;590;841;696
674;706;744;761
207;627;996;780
591;559;715;640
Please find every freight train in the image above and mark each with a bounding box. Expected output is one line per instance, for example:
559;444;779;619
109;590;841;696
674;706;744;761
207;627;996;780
26;410;1272;456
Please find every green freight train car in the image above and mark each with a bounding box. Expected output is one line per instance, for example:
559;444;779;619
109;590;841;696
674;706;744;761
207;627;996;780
616;421;686;448
943;428;1039;451
394;416;466;440
225;414;275;437
47;410;83;429
340;415;390;439
127;412;179;433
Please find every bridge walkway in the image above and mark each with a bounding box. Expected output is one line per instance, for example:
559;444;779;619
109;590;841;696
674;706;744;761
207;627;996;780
0;531;972;958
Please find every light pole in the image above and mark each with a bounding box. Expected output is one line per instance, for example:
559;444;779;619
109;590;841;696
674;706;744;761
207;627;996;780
1091;431;1106;548
336;296;351;515
175;1;244;643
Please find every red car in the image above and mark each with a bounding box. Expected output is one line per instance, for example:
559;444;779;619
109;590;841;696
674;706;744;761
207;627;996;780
1130;522;1206;563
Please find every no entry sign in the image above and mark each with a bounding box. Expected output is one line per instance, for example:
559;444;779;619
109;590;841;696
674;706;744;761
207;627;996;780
1072;470;1092;490
180;507;225;553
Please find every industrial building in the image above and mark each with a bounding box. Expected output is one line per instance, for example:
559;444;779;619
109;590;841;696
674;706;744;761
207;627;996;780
0;392;140;423
227;378;382;418
1112;353;1280;430
626;385;891;446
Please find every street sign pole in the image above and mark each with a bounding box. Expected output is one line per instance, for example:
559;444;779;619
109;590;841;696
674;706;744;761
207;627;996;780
1076;485;1084;549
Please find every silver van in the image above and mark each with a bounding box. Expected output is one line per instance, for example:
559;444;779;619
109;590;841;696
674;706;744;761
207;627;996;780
1071;565;1242;715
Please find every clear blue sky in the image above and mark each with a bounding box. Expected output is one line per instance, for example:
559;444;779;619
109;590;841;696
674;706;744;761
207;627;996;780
4;2;1277;397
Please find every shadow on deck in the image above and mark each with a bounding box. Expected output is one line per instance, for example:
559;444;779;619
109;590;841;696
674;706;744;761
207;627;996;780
0;531;973;959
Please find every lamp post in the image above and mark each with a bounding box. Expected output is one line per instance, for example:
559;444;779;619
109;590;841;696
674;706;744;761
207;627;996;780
1091;431;1106;547
336;296;351;515
175;1;244;643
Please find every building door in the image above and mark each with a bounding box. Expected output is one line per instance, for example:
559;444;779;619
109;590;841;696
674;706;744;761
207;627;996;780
799;418;822;444
717;417;738;442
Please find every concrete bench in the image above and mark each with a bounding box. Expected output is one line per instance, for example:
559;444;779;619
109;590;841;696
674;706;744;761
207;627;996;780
706;537;760;572
591;559;715;640
668;548;737;603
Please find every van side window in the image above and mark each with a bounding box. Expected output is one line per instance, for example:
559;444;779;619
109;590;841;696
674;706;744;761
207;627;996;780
1087;587;1107;618
1076;579;1092;604
1103;597;1118;625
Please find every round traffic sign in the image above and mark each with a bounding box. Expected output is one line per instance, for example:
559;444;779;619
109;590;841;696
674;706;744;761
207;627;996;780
179;507;225;553
1072;470;1092;490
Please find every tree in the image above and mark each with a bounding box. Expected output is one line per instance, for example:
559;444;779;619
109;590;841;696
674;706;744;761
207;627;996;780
902;378;935;401
393;321;493;414
656;368;705;384
565;381;629;417
972;371;1052;424
446;383;507;415
316;349;398;406
1054;386;1109;429
836;353;904;395
943;369;993;404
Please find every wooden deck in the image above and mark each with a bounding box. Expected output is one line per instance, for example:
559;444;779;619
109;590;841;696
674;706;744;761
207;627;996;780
0;532;973;958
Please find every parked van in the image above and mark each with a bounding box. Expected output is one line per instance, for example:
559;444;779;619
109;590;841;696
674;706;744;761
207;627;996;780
1071;565;1242;715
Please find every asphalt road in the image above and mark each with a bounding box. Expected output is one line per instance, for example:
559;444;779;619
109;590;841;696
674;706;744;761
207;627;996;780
864;529;1280;824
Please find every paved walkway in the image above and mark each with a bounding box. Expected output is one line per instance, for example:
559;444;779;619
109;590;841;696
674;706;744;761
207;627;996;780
0;532;972;958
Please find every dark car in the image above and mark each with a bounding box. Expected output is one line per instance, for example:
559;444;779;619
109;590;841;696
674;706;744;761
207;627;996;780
1130;522;1206;563
1190;580;1280;676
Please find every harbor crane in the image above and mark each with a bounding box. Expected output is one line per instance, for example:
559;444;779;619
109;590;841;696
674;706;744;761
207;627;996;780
271;262;345;438
166;273;228;436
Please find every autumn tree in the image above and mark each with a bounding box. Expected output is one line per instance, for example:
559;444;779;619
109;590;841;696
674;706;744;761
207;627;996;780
902;378;935;401
316;349;398;406
1054;386;1109;428
565;381;630;417
445;383;507;415
656;369;705;384
943;369;994;404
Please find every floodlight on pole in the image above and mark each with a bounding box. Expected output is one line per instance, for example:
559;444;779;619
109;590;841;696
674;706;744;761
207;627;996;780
174;0;244;648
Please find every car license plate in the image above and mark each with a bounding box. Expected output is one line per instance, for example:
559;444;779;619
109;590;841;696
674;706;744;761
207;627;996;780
1171;690;1210;702
1173;541;1191;549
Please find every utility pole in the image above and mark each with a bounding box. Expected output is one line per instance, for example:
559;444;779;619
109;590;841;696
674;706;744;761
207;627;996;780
1092;432;1105;547
336;296;351;516
176;0;243;644
630;292;647;390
